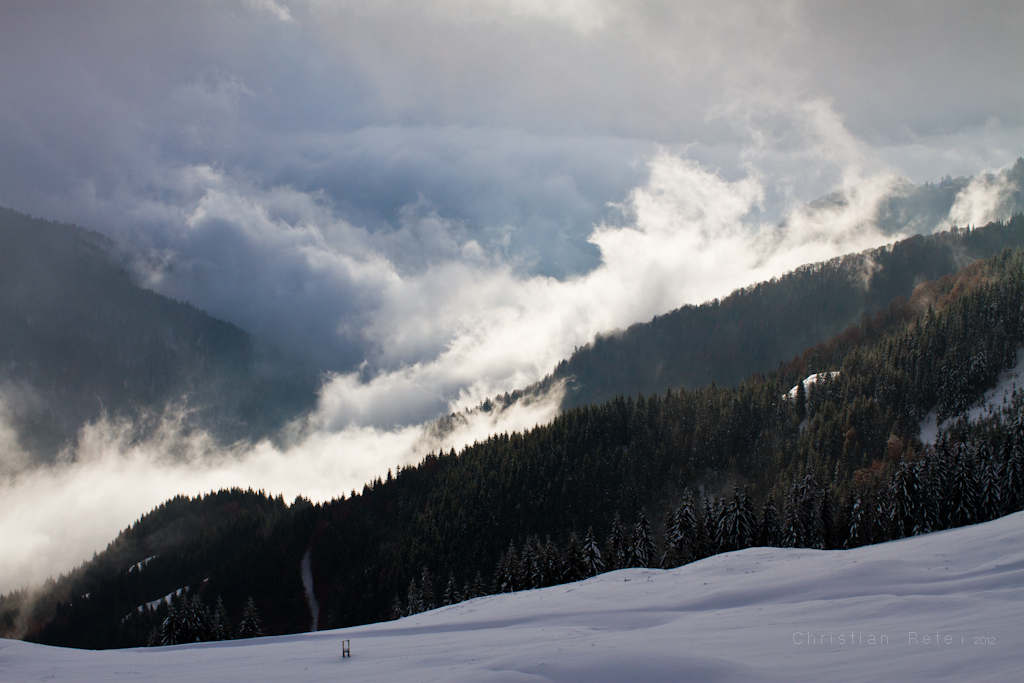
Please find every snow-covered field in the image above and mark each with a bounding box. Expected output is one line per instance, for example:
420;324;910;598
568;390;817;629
5;513;1024;683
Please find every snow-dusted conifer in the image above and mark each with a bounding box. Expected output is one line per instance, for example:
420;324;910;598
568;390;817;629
605;514;627;571
389;594;404;620
977;442;1001;522
211;596;231;640
406;576;423;615
470;571;486;599
583;527;604;576
1004;421;1024;514
562;532;587;583
890;460;919;539
495;541;518;593
844;492;868;549
160;601;183;646
419;566;436;611
542;536;560;586
737;486;757;550
700;496;717;556
442;572;460;606
678;491;700;561
815;484;836;548
949;440;978;527
661;505;683;568
632;509;654;568
522;539;540;589
758;494;780;547
236;597;263;639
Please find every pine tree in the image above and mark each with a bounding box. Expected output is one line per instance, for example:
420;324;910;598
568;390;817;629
495;541;518;593
442;572;460;606
522;539;540;589
782;481;803;548
702;496;718;555
160;600;183;646
661;505;683;568
542;536;560;586
718;492;738;553
605;514;627;571
406;576;423;615
389;594;404;620
758;494;780;547
211;596;231;640
236;597;263;639
815;484;835;549
678;490;701;561
178;592;212;643
583;527;605;576
844;492;869;549
470;571;486;599
419;566;436;611
562;532;588;583
949;440;978;527
632;509;655;568
1004;421;1024;514
737;486;757;550
977;441;1001;522
889;460;919;539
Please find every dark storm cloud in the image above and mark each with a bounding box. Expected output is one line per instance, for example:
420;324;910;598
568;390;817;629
1;0;1022;380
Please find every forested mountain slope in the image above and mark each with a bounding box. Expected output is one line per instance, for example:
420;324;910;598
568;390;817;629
547;214;1024;409
10;244;1024;649
0;207;318;457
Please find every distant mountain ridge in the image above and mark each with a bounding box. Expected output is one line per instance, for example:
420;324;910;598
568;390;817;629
0;207;318;459
544;213;1024;410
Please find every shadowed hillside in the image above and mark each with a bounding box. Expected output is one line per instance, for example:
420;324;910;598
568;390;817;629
548;214;1024;409
0;207;318;459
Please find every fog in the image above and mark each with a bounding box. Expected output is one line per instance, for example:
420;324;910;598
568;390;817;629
1;0;1023;591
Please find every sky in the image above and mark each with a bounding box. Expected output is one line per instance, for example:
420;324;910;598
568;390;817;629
1;0;1024;591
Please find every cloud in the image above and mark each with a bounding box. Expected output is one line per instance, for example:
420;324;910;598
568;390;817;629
948;171;1021;229
0;382;564;593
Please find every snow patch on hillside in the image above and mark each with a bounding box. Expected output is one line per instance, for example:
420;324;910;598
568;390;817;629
6;512;1024;682
300;549;319;633
785;371;839;400
919;347;1024;444
127;556;157;574
138;586;188;614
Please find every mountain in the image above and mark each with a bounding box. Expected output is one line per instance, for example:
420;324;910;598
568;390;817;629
5;510;1023;682
9;239;1024;648
0;207;319;459
545;212;1024;410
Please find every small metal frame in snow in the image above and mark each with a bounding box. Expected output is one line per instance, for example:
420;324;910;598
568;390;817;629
342;639;351;658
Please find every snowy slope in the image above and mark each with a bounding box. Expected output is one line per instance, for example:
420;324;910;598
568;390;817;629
920;348;1024;444
5;513;1024;683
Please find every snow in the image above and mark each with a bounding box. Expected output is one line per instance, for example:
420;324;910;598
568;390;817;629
138;586;188;614
785;372;839;400
128;556;157;574
5;512;1024;682
300;548;319;632
919;348;1024;444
